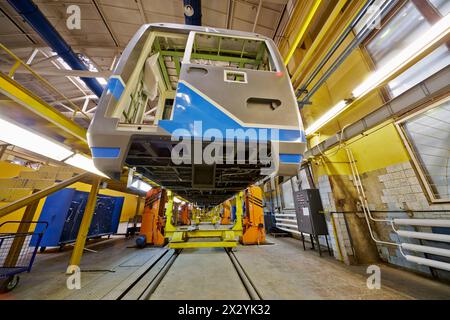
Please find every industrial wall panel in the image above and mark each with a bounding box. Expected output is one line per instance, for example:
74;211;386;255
30;188;76;247
32;189;124;247
294;189;328;236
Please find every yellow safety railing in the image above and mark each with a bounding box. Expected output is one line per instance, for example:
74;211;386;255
0;42;91;124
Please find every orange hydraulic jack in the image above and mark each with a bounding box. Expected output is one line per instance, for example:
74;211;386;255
137;188;167;247
180;203;191;225
220;200;232;225
240;186;266;245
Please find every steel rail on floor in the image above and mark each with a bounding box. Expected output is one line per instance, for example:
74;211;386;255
115;248;181;300
116;246;263;300
225;248;263;300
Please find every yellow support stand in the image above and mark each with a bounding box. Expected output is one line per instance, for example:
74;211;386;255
164;190;177;234
68;177;101;268
165;191;244;249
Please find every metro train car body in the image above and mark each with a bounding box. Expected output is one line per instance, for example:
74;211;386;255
88;23;306;205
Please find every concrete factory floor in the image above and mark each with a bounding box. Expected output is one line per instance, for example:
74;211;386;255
0;236;449;300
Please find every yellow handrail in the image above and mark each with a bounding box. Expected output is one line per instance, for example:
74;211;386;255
0;42;91;123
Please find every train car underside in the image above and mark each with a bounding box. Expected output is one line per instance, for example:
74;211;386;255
126;136;272;205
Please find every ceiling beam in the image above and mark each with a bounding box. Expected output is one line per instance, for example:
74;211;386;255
252;0;263;32
136;0;147;24
91;0;120;47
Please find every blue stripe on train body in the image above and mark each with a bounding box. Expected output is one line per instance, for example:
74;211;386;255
91;147;121;158
158;82;305;164
158;82;305;142
106;77;125;100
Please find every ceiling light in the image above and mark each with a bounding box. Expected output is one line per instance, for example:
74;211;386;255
174;197;182;203
305;13;450;136
64;153;108;177
96;77;107;85
353;13;450;99
130;179;152;192
305;100;347;136
0;117;74;161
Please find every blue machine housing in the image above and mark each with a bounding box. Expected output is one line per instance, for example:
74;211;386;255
31;188;124;248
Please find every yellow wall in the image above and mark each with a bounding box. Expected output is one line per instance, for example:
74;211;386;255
347;123;411;173
0;161;142;233
313;122;412;178
296;30;411;178
0;161;33;178
0;162;36;232
303;33;385;139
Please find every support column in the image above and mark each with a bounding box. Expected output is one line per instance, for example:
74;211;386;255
5;199;39;267
68;177;101;268
0;144;9;160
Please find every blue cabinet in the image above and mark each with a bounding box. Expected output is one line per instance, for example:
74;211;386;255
32;188;124;248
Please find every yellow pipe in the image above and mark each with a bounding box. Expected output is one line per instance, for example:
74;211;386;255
290;0;349;84
8;61;21;77
284;0;323;66
278;0;307;53
293;0;367;91
68;177;102;267
330;213;343;262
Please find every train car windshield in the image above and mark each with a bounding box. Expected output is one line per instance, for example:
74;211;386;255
187;33;278;72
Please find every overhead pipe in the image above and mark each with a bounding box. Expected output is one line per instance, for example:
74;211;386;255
183;0;202;26
297;0;397;103
284;0;323;65
289;0;352;84
293;0;376;94
7;0;104;97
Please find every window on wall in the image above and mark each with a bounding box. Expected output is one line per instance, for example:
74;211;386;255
429;0;450;15
365;1;450;97
397;97;450;202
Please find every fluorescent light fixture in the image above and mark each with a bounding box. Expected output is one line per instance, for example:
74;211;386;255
305;13;450;136
353;13;450;98
96;77;107;86
305;100;347;136
64;153;108;177
0;117;74;161
130;179;152;192
174;197;182;203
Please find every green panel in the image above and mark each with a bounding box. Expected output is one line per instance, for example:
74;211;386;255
161;50;260;65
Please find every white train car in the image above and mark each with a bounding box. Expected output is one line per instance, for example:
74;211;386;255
88;23;306;205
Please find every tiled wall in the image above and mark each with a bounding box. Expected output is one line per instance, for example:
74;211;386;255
318;175;354;265
317;161;450;280
379;162;434;211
